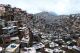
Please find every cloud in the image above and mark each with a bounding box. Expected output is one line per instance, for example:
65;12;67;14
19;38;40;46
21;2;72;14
0;0;80;15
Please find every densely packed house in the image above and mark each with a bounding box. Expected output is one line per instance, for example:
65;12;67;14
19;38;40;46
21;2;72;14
0;4;80;53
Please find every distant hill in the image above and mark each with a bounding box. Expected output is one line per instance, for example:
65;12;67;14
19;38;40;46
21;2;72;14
34;11;57;16
33;11;58;23
33;11;69;24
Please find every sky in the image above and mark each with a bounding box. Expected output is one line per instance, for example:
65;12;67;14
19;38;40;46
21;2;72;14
0;0;80;15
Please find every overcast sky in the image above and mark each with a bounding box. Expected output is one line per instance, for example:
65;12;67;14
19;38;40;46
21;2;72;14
0;0;80;15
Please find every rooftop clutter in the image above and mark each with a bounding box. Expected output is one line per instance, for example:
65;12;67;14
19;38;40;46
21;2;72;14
0;4;80;53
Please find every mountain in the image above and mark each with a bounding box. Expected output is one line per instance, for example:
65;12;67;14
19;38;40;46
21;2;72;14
33;11;60;23
35;11;57;16
47;11;57;16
